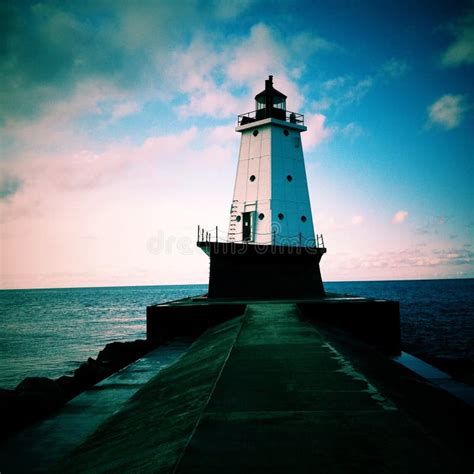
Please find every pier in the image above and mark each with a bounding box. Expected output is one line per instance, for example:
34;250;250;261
54;301;472;473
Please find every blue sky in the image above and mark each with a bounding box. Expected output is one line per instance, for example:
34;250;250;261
1;0;473;289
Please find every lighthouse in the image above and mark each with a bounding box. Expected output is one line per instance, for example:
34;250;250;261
198;76;326;298
229;75;316;247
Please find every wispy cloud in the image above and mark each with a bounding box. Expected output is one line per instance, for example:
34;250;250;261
0;2;261;124
416;215;454;235
311;77;373;122
341;122;364;141
427;94;469;130
440;7;474;67
379;58;410;78
111;101;141;120
331;246;474;271
392;210;408;224
313;58;408;113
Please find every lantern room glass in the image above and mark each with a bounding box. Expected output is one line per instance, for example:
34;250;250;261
255;96;286;111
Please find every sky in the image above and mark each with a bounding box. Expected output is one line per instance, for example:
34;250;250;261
1;0;473;289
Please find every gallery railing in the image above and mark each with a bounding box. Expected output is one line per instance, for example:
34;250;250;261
197;225;325;248
237;108;304;126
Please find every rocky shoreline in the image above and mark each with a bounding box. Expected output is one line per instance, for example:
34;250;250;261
0;339;159;441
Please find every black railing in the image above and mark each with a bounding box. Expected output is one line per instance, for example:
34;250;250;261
237;108;304;126
197;225;324;248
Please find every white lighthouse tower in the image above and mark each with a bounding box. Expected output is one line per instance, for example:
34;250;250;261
229;75;316;247
198;76;326;298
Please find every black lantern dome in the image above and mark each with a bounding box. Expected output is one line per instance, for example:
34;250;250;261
254;75;287;121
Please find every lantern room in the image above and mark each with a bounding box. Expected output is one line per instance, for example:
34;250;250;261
255;75;287;121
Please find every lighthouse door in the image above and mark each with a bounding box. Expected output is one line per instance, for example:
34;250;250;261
242;212;252;241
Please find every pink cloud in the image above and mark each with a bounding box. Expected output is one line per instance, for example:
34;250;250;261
111;101;141;120
351;215;364;225
392;210;408;224
303;113;333;149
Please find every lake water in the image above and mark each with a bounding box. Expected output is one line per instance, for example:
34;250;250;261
0;279;473;388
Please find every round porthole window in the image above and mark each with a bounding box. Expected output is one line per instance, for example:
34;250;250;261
278;213;284;220
301;216;307;223
236;215;241;222
287;175;293;182
249;175;256;182
283;129;289;136
253;130;259;136
258;213;265;220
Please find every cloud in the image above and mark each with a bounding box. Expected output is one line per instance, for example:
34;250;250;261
313;57;408;114
169;22;332;119
415;214;454;235
313;76;374;112
351;215;364;225
0;174;22;200
2;80;124;154
331;246;474;272
290;32;341;56
379;58;410;78
303;114;334;149
211;0;255;19
392;210;408;224
111;101;141;120
0;3;129;121
0;1;262;123
427;94;469;130
341;122;364;141
440;8;474;67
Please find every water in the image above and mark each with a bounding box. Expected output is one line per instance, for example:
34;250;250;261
324;279;474;361
0;285;206;389
0;280;473;389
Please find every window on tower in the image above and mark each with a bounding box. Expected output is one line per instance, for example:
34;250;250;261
249;175;256;182
273;98;286;110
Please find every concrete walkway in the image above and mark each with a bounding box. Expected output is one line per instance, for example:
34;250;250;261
55;304;466;473
174;304;460;473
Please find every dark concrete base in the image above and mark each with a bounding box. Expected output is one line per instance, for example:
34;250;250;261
197;242;326;298
147;293;400;354
299;297;400;355
146;300;246;342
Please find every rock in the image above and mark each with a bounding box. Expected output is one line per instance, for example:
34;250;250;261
0;388;17;422
15;376;63;396
1;339;158;441
12;377;66;428
0;388;19;440
97;340;151;367
55;375;82;399
74;357;107;384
